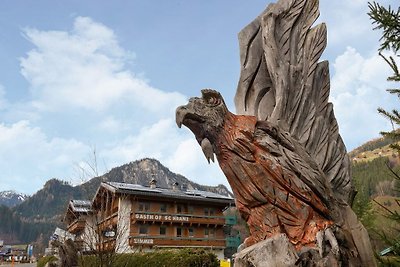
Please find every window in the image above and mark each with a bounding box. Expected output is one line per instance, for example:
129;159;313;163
189;227;194;237
138;202;150;211
204;228;214;238
209;228;215;238
139;224;148;235
176;227;182;237
160;203;167;213
177;204;183;213
209;208;215;216
204;208;209;216
160;225;166;235
188;205;194;214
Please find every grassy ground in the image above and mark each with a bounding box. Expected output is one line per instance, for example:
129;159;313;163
351;144;398;163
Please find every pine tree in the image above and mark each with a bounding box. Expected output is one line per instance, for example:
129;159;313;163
368;2;400;147
368;2;400;265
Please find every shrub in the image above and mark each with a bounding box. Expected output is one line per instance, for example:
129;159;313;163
79;249;219;267
37;255;57;267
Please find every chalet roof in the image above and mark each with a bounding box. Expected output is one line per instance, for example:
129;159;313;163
68;199;92;213
63;199;92;224
98;181;235;205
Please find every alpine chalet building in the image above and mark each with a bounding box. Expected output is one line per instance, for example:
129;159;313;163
65;180;235;259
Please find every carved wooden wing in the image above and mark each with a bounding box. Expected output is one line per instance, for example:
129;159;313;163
234;0;355;205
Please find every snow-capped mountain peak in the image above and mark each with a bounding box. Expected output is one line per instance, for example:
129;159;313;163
0;190;28;207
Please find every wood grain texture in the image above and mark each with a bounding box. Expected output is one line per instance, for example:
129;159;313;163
235;0;354;206
176;0;376;265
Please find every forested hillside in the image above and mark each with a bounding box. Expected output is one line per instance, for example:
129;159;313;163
0;205;56;245
350;137;400;250
14;179;86;221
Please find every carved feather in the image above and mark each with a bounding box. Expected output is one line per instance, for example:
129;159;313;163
235;0;355;205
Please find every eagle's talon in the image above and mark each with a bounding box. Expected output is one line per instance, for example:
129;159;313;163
325;228;340;258
317;227;340;259
316;231;324;257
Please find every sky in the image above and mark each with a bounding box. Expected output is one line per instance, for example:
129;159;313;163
0;0;398;195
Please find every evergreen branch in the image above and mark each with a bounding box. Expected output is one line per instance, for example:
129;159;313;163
387;89;400;96
385;160;400;180
393;109;400;120
380;53;400;82
380;130;397;141
373;198;396;216
378;108;400;125
368;2;400;52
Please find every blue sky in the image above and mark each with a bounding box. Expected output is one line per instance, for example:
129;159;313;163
0;0;397;194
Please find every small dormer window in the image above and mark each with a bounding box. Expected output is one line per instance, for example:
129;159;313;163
149;178;157;189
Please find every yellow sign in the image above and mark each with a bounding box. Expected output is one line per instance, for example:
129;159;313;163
220;259;230;267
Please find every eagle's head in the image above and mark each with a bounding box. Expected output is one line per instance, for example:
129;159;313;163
176;89;229;163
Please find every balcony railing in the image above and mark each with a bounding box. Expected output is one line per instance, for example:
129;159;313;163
98;213;118;230
129;235;226;247
131;212;226;225
67;219;86;234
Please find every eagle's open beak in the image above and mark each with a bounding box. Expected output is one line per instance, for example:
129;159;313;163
175;106;188;128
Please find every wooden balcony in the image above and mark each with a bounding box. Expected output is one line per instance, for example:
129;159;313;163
98;213;118;230
68;219;86;234
129;236;226;248
131;212;226;226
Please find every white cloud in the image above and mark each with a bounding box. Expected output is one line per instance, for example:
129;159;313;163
98;116;128;133
103;119;178;161
165;138;228;187
0;120;90;193
330;46;396;150
0;15;211;194
19;16;186;113
319;0;375;48
99;118;229;188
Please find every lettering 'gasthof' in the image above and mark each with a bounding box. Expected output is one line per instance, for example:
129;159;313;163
135;213;189;222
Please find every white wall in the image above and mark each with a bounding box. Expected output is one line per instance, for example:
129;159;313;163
116;196;132;253
81;215;97;252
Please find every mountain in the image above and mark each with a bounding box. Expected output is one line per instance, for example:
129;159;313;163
349;135;399;199
13;179;85;222
97;158;232;197
349;135;398;160
0;190;28;208
14;158;232;223
80;158;232;200
5;158;232;251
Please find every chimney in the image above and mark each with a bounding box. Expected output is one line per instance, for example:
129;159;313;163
149;178;157;189
172;182;180;191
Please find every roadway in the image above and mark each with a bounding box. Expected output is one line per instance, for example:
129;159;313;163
0;263;36;267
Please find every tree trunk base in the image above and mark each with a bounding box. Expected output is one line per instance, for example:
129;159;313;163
234;234;298;267
233;233;358;267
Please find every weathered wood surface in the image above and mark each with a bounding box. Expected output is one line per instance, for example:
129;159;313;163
235;234;298;267
50;239;79;267
176;0;377;266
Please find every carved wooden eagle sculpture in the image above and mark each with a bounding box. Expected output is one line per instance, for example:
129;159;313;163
176;0;376;265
